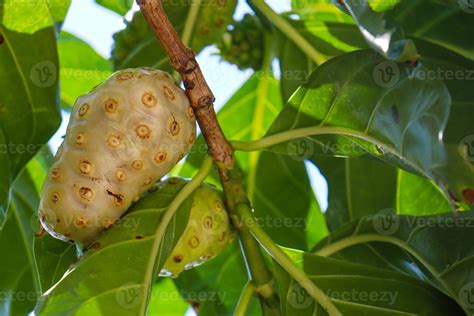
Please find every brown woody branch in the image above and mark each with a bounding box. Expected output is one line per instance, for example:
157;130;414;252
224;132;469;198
137;0;279;313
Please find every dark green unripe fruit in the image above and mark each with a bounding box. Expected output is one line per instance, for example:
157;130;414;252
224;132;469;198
217;14;265;70
132;177;236;277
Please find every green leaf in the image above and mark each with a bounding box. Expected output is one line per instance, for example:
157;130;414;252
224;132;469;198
313;157;451;231
389;0;474;61
34;182;193;315
33;235;76;292
173;243;251;315
276;11;367;102
336;0;474;61
181;73;328;249
95;0;133;15
266;49;457;202
410;39;474;204
312;211;474;314
334;0;418;61
274;248;464;315
368;0;401;12
0;166;42;315
112;0;237;70
0;0;67;224
58;32;112;109
148;278;189;316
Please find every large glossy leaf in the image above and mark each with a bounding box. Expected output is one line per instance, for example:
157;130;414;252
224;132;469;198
181;73;328;250
95;0;133;15
265;49;465;203
274;248;463;315
334;0;474;61
148;278;189;316
0;166;42;315
408;39;474;206
112;0;237;70
389;0;474;61
0;0;68;224
33;235;76;292
35;183;193;315
58;32;112;109
276;11;367;102
313;156;451;231
312;211;474;314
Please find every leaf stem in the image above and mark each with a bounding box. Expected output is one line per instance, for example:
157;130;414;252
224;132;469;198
181;0;201;47
231;126;430;180
234;281;255;316
248;0;326;65
235;203;342;316
314;233;447;292
142;156;213;313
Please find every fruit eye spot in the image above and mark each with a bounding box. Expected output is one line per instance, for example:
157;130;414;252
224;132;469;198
136;124;152;139
162;85;176;100
79;159;92;175
104;98;118;113
218;232;226;241
168;120;180;136
102;217;115;229
142;91;157;107
213;201;224;211
132;160;143;170
115;71;133;81
51;168;60;180
187;106;194;118
189;132;196;144
51;192;60;204
144;177;152;186
173;255;183;263
168;177;180;184
115;169;127;182
79;187;94;201
188;236;200;248
75;132;86;145
203;216;213;229
107;190;125;207
74;216;90;228
106;134;122;148
154;152;167;164
89;242;101;249
78;103;90;117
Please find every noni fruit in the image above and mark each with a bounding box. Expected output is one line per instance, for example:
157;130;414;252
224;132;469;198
131;177;236;278
39;68;196;244
217;14;264;70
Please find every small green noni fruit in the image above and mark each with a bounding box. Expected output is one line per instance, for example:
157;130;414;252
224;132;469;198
217;14;265;70
39;68;196;244
131;177;236;278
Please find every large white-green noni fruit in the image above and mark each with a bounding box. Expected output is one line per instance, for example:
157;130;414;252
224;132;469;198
39;68;196;244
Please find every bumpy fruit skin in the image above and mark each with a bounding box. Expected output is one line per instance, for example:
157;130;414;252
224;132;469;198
217;14;264;70
133;177;235;278
39;68;196;244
